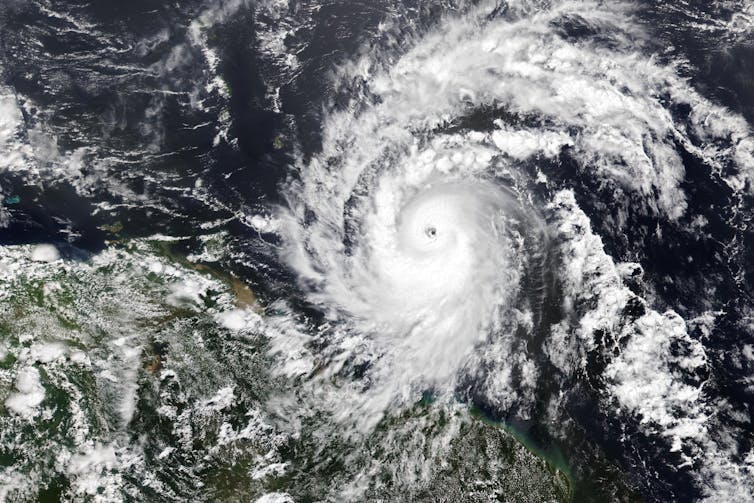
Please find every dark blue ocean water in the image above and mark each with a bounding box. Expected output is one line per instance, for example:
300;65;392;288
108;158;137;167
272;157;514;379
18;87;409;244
1;1;752;501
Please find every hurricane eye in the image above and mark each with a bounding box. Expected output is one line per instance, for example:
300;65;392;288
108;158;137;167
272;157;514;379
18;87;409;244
425;225;438;239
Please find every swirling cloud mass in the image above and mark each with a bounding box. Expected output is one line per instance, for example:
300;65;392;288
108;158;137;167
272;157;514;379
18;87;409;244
272;0;754;499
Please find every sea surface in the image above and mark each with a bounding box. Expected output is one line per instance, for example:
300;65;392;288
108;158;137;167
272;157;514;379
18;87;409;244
1;1;753;501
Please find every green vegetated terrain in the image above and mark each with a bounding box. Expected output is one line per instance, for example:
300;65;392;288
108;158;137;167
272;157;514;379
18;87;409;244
0;239;572;502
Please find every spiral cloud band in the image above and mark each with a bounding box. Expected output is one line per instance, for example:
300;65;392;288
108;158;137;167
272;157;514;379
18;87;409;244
270;0;754;498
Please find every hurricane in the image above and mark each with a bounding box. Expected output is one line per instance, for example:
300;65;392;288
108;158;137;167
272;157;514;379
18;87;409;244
270;0;754;499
